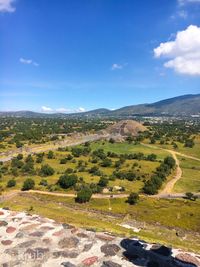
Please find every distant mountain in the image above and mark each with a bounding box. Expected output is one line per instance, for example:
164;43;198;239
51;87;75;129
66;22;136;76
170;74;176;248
0;94;200;118
110;94;200;117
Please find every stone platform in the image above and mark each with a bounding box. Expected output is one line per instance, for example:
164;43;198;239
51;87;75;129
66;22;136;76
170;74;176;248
0;208;199;267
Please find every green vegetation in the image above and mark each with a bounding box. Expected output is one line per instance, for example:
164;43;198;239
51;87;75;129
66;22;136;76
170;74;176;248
127;192;139;205
22;178;35;191
173;157;200;193
76;187;92;203
1;193;200;253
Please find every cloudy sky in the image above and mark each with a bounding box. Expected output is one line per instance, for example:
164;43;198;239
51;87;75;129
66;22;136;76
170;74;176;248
0;0;200;112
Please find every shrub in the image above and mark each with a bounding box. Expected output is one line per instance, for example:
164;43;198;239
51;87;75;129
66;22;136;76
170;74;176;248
60;158;67;164
47;151;54;159
58;174;78;189
127;192;139;205
7;179;16;188
39;164;55;176
75;187;92;203
98;176;109;187
39;179;48;186
22;178;35;191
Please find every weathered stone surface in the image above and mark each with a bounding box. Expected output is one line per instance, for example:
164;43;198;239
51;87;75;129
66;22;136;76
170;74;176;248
15;232;24;238
58;237;79;249
53;251;78;258
52;229;65;236
0;208;199;267
61;262;76;267
16;240;36;248
96;234;115;242
40;226;54;231
0;221;8;227
175;253;200;266
20;223;40;231
25;247;49;258
83;243;93;252
62;223;73;229
101;261;122;267
1;240;13;246
77;232;88;238
101;244;121;256
6;226;16;234
82;256;98;266
42;238;52;244
5;248;19;256
29;231;44;237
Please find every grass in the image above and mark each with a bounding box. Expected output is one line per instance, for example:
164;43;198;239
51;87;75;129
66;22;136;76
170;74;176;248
1;192;200;253
173;157;200;193
148;135;200;159
90;141;169;160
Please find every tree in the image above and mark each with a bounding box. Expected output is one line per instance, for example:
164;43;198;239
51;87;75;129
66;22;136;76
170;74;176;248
22;178;35;191
184;139;194;148
58;174;78;189
75;187;92;203
7;179;16;188
16;154;23;160
109;138;115;144
127;192;139;205
47;151;54;159
39;164;55;176
147;154;157;162
60;158;67;164
126;135;134;144
98;176;109;187
101;158;112;167
164;156;176;169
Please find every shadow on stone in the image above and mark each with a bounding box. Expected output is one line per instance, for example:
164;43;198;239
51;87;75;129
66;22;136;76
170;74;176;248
120;238;199;267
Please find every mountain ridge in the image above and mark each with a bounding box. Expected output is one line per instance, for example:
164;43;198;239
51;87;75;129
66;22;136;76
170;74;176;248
0;94;200;118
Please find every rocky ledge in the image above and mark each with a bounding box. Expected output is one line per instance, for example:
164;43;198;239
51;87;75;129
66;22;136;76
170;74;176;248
0;208;199;267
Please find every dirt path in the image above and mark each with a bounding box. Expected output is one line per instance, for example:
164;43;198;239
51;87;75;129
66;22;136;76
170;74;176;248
141;143;200;196
159;150;182;195
1;189;200;204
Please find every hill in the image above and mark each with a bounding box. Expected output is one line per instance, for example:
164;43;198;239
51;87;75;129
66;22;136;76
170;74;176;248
0;94;200;118
107;120;147;136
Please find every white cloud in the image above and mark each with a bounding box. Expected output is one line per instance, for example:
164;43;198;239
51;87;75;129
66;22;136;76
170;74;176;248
19;58;39;67
178;0;200;5
178;10;188;19
154;25;200;75
55;108;71;113
0;0;16;12
76;107;86;112
41;106;53;113
111;63;123;70
41;106;86;113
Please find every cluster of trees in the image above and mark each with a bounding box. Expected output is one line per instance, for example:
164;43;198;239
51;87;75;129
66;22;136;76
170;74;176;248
0;117;114;148
143;156;176;195
146;121;199;147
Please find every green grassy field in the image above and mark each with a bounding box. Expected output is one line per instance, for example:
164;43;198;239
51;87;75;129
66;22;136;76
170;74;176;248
1;192;200;253
173;157;200;193
90;141;169;160
148;135;200;159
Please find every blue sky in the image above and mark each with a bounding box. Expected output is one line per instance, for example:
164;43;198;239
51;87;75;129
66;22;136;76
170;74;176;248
0;0;200;112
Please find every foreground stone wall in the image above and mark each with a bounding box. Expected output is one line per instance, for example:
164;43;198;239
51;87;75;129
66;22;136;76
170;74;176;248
0;208;199;267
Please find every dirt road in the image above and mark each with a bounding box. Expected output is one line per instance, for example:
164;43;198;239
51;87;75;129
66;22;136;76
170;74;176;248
141;143;200;196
